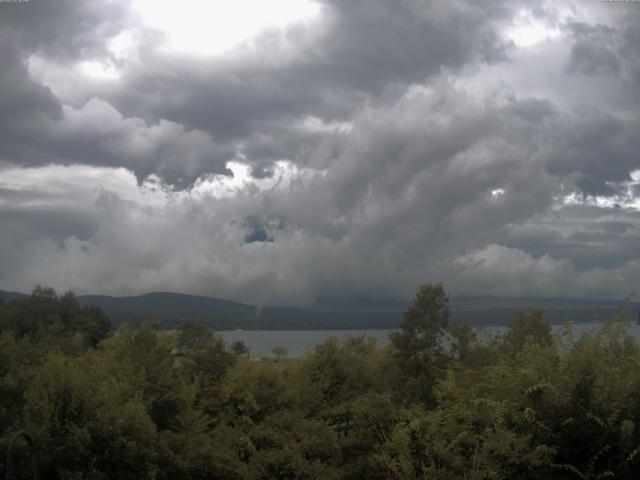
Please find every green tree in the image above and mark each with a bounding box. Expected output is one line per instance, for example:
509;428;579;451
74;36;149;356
503;309;552;353
174;321;236;417
248;413;342;480
176;320;214;353
23;353;158;479
447;322;476;362
77;304;111;348
231;340;250;357
389;283;450;406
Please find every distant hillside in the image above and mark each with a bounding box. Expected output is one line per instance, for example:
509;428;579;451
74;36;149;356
2;289;638;329
77;292;640;330
77;292;257;330
0;289;29;302
76;292;406;330
450;296;640;326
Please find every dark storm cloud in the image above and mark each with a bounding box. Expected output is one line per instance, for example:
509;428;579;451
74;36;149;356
104;0;518;183
2;0;640;301
0;41;61;152
567;22;622;76
0;0;234;188
566;6;640;87
114;0;513;127
0;85;565;300
505;204;640;273
2;0;638;194
539;107;640;196
0;92;236;188
0;0;518;188
0;0;133;61
50;99;236;188
0;207;98;243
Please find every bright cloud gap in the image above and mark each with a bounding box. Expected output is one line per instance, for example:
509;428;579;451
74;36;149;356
131;0;322;56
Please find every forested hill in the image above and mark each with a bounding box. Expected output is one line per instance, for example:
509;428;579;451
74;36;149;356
3;289;639;329
68;292;640;329
75;292;406;330
77;292;255;330
0;289;28;302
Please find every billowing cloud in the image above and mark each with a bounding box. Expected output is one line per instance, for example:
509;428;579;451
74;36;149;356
1;0;639;303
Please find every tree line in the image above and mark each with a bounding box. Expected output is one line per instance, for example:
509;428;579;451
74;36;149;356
1;284;639;479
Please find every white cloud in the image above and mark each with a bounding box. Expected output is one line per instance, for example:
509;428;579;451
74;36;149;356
131;0;321;56
453;244;627;298
505;9;562;48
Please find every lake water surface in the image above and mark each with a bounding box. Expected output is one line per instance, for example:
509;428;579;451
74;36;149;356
219;321;640;358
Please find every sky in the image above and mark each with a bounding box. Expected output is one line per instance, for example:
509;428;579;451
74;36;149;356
1;0;639;305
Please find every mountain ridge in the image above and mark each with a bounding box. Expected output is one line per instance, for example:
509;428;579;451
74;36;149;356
1;289;638;329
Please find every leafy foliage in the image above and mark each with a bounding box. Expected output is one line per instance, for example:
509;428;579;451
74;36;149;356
1;284;640;479
390;283;451;406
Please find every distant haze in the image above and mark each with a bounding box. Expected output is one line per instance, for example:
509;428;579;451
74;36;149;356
1;1;640;305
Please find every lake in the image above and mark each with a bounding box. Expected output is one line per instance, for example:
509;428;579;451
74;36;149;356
219;321;640;358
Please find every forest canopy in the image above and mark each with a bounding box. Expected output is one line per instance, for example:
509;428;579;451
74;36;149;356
1;284;639;479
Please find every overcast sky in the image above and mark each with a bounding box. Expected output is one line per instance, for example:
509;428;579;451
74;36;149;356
1;0;639;304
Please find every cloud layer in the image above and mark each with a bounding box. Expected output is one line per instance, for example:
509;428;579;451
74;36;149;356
1;0;639;303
